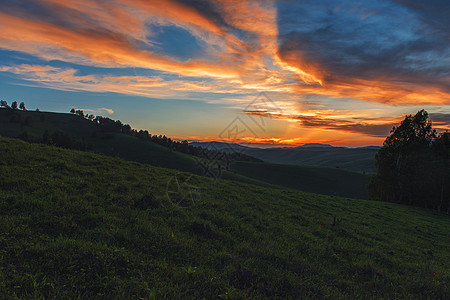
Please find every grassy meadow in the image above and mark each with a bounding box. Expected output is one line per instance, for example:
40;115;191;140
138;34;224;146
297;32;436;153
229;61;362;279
0;136;449;298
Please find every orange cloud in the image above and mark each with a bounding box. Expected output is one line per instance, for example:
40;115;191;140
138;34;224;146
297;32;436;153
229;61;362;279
243;108;403;138
75;107;115;115
38;0;146;40
0;11;241;78
276;46;450;104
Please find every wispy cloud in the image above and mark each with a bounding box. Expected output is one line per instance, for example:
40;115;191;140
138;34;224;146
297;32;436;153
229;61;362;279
74;107;115;116
244;109;398;137
0;64;260;100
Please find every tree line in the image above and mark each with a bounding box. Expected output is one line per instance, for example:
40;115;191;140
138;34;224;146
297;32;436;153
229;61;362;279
369;110;449;213
69;108;262;164
1;100;29;111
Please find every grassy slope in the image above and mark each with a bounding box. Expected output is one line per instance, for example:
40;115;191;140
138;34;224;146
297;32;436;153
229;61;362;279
242;147;377;174
230;161;370;199
0;137;449;299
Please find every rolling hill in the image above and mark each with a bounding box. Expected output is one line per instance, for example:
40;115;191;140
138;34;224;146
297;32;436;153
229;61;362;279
0;108;371;199
0;108;200;173
0;109;200;173
191;141;379;173
229;161;369;199
0;136;448;298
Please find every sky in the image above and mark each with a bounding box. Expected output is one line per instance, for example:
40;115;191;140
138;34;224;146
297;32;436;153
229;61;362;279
0;0;449;147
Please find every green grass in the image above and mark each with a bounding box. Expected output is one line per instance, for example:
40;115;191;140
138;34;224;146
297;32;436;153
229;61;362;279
0;136;449;298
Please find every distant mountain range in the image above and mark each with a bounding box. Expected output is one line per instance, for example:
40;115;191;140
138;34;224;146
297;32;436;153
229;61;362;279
191;141;381;150
190;141;380;173
292;143;335;149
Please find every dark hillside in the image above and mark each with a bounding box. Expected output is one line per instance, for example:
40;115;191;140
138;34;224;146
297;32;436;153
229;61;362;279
0;137;449;298
192;141;378;173
0;109;200;173
230;161;370;199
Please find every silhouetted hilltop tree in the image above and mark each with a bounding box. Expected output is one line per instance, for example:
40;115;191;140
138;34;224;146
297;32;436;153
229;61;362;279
11;101;18;110
94;116;126;133
69;108;85;118
137;130;150;139
1;100;10;108
369;110;449;212
122;124;131;135
19;102;26;111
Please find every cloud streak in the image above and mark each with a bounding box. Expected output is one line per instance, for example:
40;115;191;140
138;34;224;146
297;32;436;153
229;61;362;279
0;64;252;99
76;107;115;115
244;109;398;138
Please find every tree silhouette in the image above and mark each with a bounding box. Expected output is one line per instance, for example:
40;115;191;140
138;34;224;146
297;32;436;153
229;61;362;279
0;100;9;108
75;110;84;118
19;102;26;111
369;110;449;211
11;101;18;110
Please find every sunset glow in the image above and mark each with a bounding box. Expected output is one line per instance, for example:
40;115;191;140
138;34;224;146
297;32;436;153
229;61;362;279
1;0;449;146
